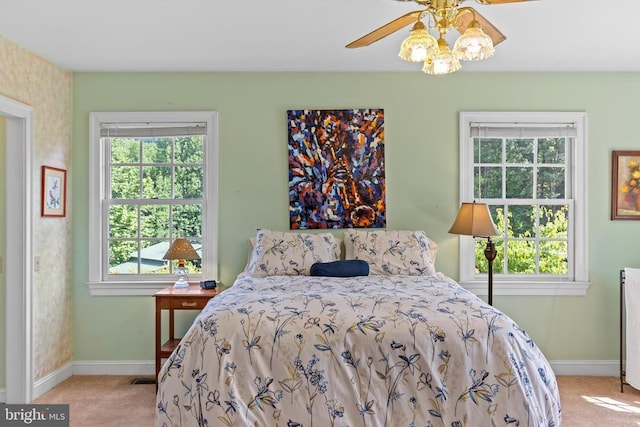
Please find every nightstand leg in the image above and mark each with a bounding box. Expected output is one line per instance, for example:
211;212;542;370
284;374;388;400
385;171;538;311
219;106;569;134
169;309;175;341
155;302;161;389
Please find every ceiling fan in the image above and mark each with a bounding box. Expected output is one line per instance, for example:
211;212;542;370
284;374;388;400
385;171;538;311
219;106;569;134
346;0;534;75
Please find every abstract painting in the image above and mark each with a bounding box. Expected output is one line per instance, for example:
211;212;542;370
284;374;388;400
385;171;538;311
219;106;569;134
288;109;385;229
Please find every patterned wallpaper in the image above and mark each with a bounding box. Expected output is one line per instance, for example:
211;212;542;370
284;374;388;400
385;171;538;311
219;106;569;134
0;37;73;382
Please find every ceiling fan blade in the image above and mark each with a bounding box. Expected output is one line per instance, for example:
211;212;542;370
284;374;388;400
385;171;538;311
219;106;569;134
453;7;506;46
346;10;423;49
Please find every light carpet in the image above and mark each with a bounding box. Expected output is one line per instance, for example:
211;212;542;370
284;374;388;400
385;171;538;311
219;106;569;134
32;375;640;426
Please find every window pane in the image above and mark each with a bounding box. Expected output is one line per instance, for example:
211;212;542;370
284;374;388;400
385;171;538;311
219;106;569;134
539;241;568;274
142;166;172;199
507;205;534;237
493;240;504;274
108;205;138;239
475;239;504;274
111;138;139;163
175;136;204;163
172;204;202;237
474;166;502;198
141;205;170;238
109;240;139;274
537;166;565;199
142;138;172;163
488;205;504;233
506;138;534;163
109;239;169;275
506;240;536;274
540;205;568;238
139;240;170;275
110;166;140;199
175;166;203;199
538;138;565;164
506;167;533;198
474;138;502;163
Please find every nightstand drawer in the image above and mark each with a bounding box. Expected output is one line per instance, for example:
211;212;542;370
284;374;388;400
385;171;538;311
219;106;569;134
166;297;210;310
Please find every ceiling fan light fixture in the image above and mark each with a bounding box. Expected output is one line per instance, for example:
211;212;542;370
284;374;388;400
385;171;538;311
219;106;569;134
398;21;438;62
345;0;520;76
453;21;495;61
422;38;461;75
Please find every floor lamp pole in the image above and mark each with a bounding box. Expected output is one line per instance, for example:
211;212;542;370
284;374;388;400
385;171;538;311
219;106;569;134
484;237;497;306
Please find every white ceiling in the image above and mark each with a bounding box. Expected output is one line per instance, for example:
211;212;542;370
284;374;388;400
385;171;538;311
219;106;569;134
1;0;638;73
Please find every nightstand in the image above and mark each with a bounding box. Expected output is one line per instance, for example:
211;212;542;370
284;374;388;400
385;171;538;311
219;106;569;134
154;284;218;383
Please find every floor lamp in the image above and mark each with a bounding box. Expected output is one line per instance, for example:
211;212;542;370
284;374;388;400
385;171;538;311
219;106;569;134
449;202;499;305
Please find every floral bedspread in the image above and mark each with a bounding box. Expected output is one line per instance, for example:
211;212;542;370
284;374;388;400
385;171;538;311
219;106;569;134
155;274;561;427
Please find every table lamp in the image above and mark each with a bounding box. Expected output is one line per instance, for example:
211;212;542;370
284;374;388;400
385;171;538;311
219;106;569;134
449;202;499;305
163;238;201;289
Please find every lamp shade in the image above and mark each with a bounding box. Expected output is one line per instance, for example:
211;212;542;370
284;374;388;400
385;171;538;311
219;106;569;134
398;21;438;63
453;22;494;61
163;238;200;261
448;202;498;237
422;38;461;75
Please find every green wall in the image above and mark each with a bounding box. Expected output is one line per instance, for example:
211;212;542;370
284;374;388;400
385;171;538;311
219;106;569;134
72;72;638;363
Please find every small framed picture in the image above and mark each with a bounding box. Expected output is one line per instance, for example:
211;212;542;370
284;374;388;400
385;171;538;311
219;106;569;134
41;165;67;217
612;150;640;220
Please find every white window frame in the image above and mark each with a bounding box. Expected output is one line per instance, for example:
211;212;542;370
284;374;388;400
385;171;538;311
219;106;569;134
87;111;219;296
458;111;589;297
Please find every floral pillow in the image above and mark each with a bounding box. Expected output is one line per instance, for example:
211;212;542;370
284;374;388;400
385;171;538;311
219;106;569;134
343;230;437;276
245;229;340;277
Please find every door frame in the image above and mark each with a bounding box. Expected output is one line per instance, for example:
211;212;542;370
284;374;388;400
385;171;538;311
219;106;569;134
2;95;34;403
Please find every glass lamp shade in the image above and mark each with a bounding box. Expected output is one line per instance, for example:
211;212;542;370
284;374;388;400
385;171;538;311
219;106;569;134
398;21;438;63
422;38;461;75
453;23;494;61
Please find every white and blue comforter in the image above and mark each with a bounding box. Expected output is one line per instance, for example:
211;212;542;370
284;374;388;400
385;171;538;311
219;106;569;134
155;274;561;426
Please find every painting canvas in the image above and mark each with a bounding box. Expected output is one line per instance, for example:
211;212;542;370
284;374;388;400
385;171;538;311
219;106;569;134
288;109;386;229
612;150;640;220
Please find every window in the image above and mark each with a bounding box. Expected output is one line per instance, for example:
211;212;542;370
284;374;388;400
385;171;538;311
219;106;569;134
459;112;589;296
88;112;218;296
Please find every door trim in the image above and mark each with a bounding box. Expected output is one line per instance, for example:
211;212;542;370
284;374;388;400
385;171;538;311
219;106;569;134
2;95;34;403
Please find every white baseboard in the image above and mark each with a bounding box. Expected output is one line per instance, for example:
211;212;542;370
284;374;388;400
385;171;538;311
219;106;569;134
71;360;155;376
0;359;622;403
33;362;73;400
550;360;620;376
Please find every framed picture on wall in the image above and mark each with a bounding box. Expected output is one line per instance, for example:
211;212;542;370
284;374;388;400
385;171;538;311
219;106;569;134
287;108;386;229
612;150;640;220
41;165;67;217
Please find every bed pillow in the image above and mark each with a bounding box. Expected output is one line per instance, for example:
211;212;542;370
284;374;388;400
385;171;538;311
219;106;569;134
344;230;438;264
245;229;340;277
343;229;437;276
310;260;369;277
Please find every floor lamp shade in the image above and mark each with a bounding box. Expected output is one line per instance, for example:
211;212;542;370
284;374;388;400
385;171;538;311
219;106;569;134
448;202;498;238
449;202;498;305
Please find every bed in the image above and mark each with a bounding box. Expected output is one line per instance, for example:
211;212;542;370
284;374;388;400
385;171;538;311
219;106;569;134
155;229;561;426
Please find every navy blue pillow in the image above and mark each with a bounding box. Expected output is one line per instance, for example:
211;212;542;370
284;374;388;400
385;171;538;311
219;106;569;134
310;260;369;277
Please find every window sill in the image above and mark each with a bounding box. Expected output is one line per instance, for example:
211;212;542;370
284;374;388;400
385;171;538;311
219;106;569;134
88;281;177;296
459;280;590;296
